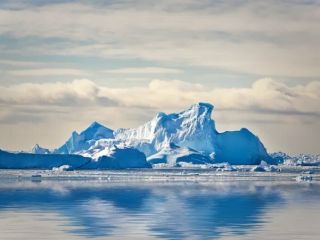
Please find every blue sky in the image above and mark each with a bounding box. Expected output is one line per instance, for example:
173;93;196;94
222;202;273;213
0;0;319;154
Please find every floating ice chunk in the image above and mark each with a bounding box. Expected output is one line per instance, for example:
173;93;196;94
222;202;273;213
215;163;237;172
52;165;72;172
251;161;279;172
251;165;266;172
296;175;313;182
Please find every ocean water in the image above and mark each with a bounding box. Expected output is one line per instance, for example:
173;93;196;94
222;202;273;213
0;170;319;240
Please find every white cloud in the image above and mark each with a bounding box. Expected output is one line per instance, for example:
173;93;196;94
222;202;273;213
0;79;114;106
1;78;319;117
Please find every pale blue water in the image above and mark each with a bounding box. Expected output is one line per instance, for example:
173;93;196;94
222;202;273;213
0;172;319;239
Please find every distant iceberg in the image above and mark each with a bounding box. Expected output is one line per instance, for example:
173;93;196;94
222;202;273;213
0;147;150;170
31;144;50;154
273;152;320;166
0;150;90;169
0;102;280;169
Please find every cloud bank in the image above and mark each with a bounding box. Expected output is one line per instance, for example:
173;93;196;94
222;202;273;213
1;78;319;117
0;79;115;106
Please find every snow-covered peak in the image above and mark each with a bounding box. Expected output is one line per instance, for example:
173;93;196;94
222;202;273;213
31;144;50;154
55;122;114;154
80;121;114;141
183;102;213;119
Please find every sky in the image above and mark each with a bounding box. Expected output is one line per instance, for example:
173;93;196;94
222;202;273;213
0;0;319;154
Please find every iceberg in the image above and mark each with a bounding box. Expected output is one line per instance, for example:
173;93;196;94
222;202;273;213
0;150;90;169
31;144;50;154
0;147;150;170
111;102;270;165
0;102;277;169
281;153;320;166
215;128;270;165
52;165;72;172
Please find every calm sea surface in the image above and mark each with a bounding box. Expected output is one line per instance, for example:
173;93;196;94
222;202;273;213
0;171;319;240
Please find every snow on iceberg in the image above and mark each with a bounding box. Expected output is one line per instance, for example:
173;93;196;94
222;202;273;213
52;165;72;172
147;143;213;166
114;103;217;157
82;146;151;169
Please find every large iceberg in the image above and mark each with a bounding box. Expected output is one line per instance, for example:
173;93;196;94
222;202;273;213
0;102;274;169
112;103;269;165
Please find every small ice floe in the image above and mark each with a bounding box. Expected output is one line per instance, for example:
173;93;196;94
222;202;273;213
269;165;281;172
302;171;314;175
251;161;280;172
31;174;42;182
215;163;237;172
296;175;313;182
251;161;268;172
52;165;72;172
251;165;266;172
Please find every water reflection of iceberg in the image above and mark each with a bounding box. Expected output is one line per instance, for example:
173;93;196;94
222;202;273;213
0;181;316;239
